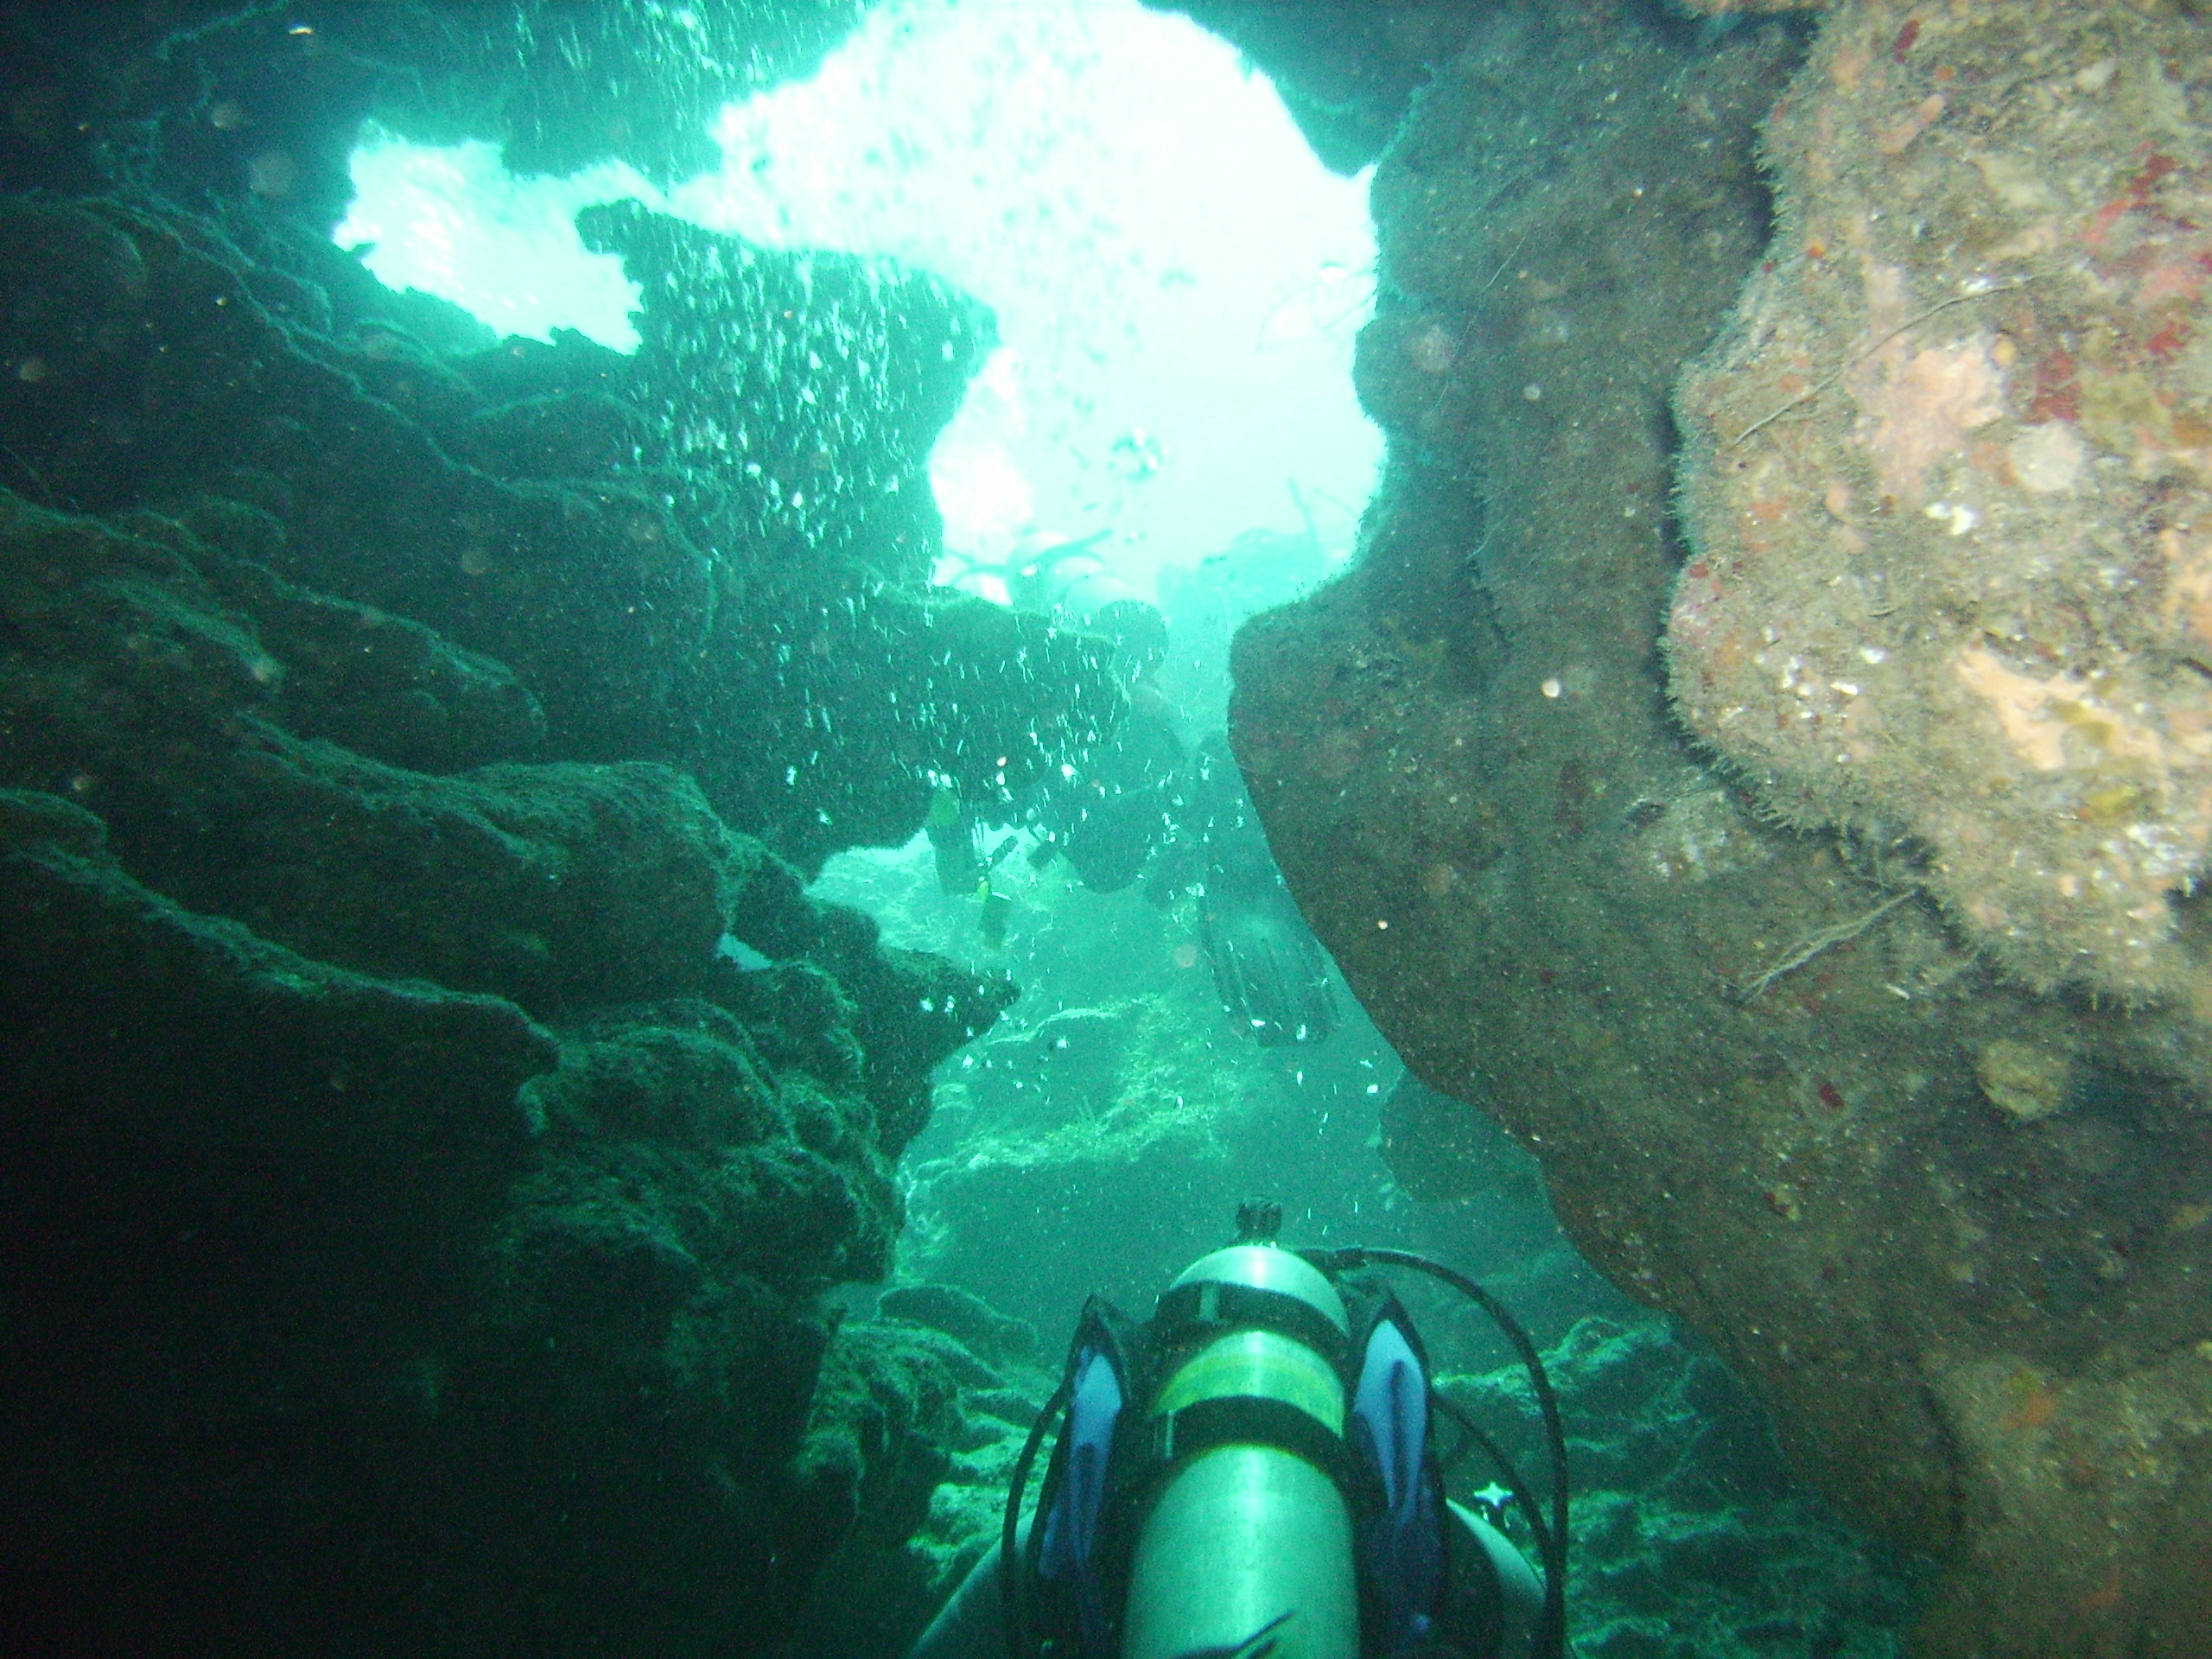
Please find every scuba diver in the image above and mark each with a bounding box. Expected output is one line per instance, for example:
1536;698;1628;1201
909;1202;1568;1659
931;525;1182;899
929;528;1338;1046
1168;738;1336;1048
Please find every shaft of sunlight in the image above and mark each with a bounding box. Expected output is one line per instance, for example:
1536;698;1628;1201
334;0;1379;602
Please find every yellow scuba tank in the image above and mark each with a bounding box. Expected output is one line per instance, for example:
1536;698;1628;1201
1121;1244;1361;1659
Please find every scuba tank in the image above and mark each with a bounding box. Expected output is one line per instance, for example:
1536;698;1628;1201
1123;1245;1360;1659
994;1202;1568;1659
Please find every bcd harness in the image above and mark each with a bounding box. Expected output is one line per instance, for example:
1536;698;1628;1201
999;1234;1569;1659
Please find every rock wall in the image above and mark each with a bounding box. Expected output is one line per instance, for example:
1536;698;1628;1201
1674;1;2212;1003
1139;0;1489;173
1443;1315;1929;1659
0;0;872;232
1230;2;2212;1654
0;503;1004;1650
0;5;1119;1653
0;195;1115;873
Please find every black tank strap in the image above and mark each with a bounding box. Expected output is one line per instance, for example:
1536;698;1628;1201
1149;1395;1361;1498
1152;1279;1351;1374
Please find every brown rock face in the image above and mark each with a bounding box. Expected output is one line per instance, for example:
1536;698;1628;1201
1232;3;2212;1654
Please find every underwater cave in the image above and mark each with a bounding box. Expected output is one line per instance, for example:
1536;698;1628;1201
1;2;2208;1656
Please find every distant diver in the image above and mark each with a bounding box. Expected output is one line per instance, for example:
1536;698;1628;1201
930;707;1332;1046
931;523;1337;1046
1172;738;1336;1048
907;1200;1568;1659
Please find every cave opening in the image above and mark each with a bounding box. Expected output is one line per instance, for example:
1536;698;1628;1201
325;0;1495;1344
333;0;1382;607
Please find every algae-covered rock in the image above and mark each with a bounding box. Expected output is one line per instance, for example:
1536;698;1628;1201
1441;1317;1929;1657
0;5;1097;1654
878;1281;1039;1369
1672;1;2212;1001
1973;1036;2075;1123
0;506;1027;1641
0;1;874;232
0;120;1058;1659
576;197;988;570
1;490;768;1014
777;1303;1053;1659
0;194;1120;872
0;673;1007;1658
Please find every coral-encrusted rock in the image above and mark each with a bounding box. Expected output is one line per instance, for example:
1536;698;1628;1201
1229;3;2212;1656
1671;1;2212;1000
1441;1317;1930;1656
0;7;1076;1654
0;763;1003;1655
0;195;1119;874
0;219;1026;1650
